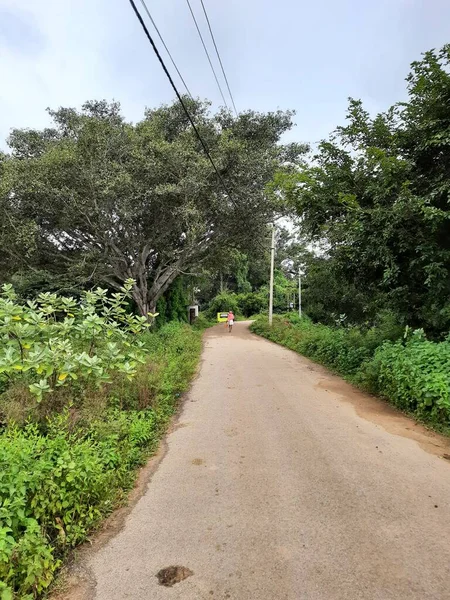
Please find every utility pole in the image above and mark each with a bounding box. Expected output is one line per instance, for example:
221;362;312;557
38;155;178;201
298;266;302;318
269;225;275;325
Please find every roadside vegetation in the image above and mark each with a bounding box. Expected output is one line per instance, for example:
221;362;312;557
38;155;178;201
0;97;300;597
0;282;203;599
0;93;303;598
249;46;450;429
251;314;450;427
269;46;450;340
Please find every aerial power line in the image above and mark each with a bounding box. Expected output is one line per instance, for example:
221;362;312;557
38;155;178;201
138;0;193;99
184;0;229;110
127;0;235;204
199;0;238;116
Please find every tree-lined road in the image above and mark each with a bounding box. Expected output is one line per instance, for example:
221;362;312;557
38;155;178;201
76;323;450;599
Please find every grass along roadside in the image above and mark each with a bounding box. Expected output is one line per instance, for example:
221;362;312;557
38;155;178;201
250;314;450;430
0;317;204;600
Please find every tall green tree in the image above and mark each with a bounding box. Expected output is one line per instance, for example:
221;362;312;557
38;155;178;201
0;99;305;316
272;45;450;335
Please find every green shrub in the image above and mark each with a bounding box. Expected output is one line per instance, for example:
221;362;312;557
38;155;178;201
0;322;202;598
251;316;372;375
207;290;268;319
0;280;150;404
155;278;190;327
192;313;215;331
359;335;450;420
0;411;154;598
207;292;240;318
236;291;266;318
251;315;450;426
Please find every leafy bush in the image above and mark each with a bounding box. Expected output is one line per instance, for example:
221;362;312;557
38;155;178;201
207;292;240;318
192;313;215;331
251;315;373;375
359;334;450;420
0;322;202;599
155;278;190;327
0;280;150;403
251;315;450;425
0;411;156;598
236;291;266;318
207;290;267;319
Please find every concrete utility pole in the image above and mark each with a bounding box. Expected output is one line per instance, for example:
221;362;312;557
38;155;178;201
269;225;275;326
298;266;302;318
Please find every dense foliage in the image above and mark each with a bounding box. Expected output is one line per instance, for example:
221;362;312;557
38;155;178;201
196;246;271;306
206;270;298;320
0;99;305;316
155;277;191;327
272;46;450;336
362;333;450;420
251;315;450;424
0;299;202;598
0;280;151;403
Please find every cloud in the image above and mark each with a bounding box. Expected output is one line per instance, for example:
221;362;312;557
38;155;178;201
0;5;46;56
0;0;240;149
0;0;153;147
1;0;450;151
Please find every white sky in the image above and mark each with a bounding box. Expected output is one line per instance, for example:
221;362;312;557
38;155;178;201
1;0;449;149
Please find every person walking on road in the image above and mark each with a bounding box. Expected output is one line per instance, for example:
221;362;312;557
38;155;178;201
227;310;235;333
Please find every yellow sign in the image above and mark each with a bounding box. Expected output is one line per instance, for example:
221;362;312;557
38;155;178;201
217;312;228;322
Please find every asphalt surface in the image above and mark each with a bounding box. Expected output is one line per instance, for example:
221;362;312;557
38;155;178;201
88;322;450;599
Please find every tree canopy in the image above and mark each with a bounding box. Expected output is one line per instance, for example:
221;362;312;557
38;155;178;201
273;45;450;336
0;99;305;315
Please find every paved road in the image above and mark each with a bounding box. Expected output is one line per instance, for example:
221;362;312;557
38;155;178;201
88;322;450;599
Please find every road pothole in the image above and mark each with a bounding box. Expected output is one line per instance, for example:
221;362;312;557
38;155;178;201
156;565;193;587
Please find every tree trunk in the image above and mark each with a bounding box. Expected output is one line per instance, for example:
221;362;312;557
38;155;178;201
124;254;184;319
146;263;181;316
132;286;149;318
125;261;182;318
129;252;152;319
